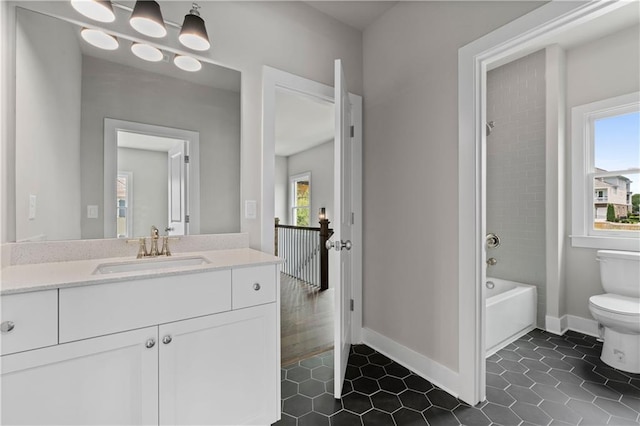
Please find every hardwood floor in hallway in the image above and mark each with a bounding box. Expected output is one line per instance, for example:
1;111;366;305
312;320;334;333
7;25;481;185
280;273;334;366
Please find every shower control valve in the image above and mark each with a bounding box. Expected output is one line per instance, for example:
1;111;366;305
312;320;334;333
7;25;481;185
486;233;501;249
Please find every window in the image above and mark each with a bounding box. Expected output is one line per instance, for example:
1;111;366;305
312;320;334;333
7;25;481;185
290;173;311;227
571;92;640;250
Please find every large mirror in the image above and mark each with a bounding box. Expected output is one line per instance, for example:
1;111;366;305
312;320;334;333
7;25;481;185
14;6;241;242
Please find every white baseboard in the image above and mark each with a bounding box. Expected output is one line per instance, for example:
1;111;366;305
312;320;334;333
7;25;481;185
545;314;599;338
361;328;460;398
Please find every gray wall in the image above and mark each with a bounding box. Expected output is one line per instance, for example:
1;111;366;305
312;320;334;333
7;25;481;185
15;8;81;242
117;148;168;238
564;25;640;320
362;1;543;371
486;50;547;327
80;55;241;239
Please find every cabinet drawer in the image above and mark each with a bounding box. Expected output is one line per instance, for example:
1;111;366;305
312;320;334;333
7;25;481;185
232;265;277;309
1;290;58;356
59;270;231;343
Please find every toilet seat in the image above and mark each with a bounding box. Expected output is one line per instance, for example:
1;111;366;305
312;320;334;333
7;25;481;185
589;294;640;316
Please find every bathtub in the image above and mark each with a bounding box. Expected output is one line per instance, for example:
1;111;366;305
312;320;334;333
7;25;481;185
486;277;537;356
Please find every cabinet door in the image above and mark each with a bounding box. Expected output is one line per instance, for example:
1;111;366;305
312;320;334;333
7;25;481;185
1;327;158;425
159;304;279;425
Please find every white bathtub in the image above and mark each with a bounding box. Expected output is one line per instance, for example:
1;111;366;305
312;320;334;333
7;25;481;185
486;277;537;356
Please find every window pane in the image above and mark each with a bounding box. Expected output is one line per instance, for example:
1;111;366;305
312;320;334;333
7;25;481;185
593;172;639;231
594;111;640;171
295;180;310;207
295;207;310;227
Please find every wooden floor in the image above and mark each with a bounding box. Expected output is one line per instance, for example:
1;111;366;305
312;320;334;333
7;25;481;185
280;273;334;366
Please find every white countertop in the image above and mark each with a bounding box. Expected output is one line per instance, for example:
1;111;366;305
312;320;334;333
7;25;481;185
1;248;282;295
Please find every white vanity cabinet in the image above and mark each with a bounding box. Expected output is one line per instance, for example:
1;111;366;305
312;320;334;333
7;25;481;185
0;261;280;426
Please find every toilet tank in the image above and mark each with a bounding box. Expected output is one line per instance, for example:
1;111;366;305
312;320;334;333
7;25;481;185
597;250;640;297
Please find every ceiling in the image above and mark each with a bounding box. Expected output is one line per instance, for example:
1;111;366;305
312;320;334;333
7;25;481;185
304;1;398;31
275;89;335;157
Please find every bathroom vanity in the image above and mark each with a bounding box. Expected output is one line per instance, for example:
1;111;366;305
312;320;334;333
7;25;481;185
0;247;282;425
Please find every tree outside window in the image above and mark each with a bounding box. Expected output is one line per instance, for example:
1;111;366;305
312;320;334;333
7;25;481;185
291;173;311;227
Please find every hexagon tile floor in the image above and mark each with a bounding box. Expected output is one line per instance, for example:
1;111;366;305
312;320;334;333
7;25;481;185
274;329;640;425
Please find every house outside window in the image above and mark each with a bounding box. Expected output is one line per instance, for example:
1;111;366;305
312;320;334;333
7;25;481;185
290;172;311;227
571;92;640;250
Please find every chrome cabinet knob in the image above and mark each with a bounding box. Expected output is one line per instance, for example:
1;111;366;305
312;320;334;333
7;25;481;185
145;338;156;349
162;335;172;345
253;283;261;291
1;321;15;333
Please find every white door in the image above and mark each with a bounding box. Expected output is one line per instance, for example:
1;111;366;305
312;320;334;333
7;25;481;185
1;327;158;425
332;59;353;398
159;305;278;426
167;142;187;235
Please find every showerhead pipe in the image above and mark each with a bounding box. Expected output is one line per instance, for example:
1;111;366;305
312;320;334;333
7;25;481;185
486;121;495;137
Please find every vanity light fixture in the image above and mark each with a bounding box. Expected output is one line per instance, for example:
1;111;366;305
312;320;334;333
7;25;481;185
70;0;116;23
131;42;164;62
80;28;119;50
178;3;210;51
174;55;202;72
130;0;167;38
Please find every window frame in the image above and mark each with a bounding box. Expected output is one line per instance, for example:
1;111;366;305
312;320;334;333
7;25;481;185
571;91;640;250
289;172;311;227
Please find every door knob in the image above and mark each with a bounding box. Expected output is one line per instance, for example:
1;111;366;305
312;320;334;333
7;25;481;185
326;240;352;251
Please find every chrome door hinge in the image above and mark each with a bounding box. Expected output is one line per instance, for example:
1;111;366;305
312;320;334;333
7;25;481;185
184;155;190;164
185;215;190;223
350;125;355;138
350;299;354;311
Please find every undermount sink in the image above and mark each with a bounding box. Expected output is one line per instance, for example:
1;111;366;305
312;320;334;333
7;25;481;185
93;256;210;275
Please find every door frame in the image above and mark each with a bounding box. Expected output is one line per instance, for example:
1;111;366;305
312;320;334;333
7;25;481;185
457;0;630;405
261;66;363;342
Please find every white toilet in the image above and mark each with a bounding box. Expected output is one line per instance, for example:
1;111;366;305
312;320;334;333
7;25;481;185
589;250;640;373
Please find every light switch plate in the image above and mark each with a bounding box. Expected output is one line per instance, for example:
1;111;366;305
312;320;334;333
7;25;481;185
245;200;257;219
87;205;99;219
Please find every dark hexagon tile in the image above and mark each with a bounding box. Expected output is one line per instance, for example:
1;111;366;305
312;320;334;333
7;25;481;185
581;381;622;400
621;395;640;412
514;338;537;349
497;349;523;361
423;406;461;426
529;329;553;340
283;394;313;417
385;363;411;379
313;393;343;416
567;398;610;425
392;407;428;425
526;369;560;386
282;380;299;399
511;401;552;425
379;376;407;393
452;405;491;426
583;355;609;369
593;366;632;383
352;345;376;356
283;362;300;370
563;357;596;371
345;365;362;380
607;381;640;400
555;346;585;358
498;358;528;373
539;400;581;425
486;361;506;374
487;353;501;363
323;356;335;368
361;364;387;380
352;377;380;395
298;411;330;426
400;389;432;411
549;369;584;386
537;347;565;360
530;338;558;349
557;382;596;402
426;389;459;411
532;383;570;404
607;416;640;425
566;337;595;348
548;337;576;348
330;410;363;426
485;386;516;407
522;357;552;372
370;390;402;414
502;370;535;388
481;402;521;425
340;380;351;396
361;408;395;425
506;385;543;405
312;365;335;382
342;391;373;414
288;366;313;383
573;345;603;358
299;379;327;398
486;372;509;390
542;357;573;371
281;369;286;381
631;379;640;390
516;347;544;360
404;374;433;393
368;353;393;367
594;397;638;420
273;412;297;426
349;353;370;367
301;356;324;369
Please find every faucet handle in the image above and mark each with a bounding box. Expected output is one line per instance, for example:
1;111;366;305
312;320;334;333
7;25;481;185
160;236;172;257
151;225;159;239
137;237;148;259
